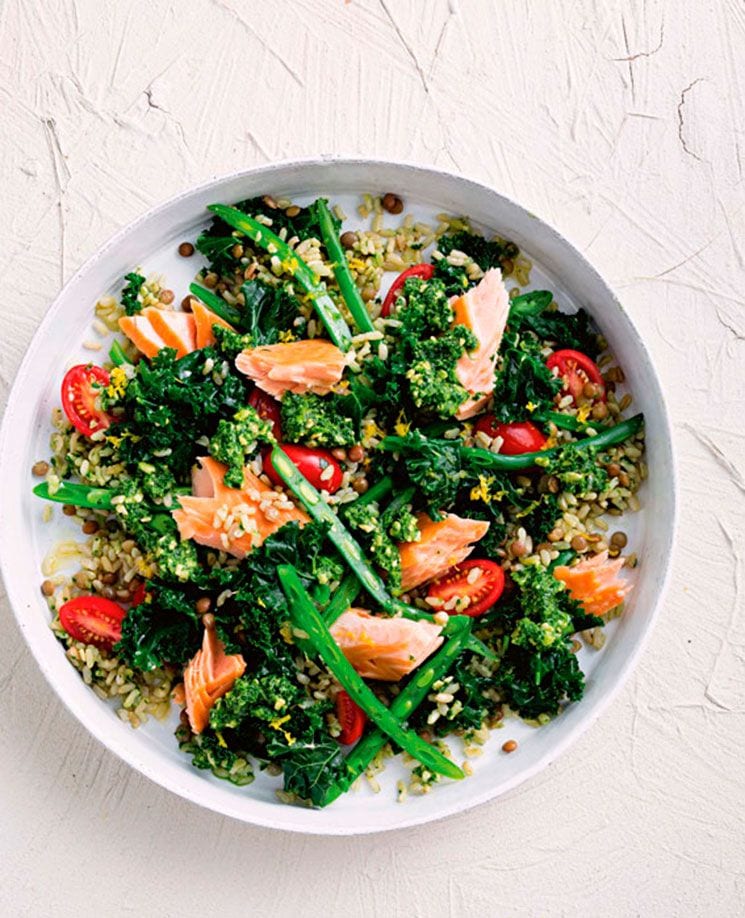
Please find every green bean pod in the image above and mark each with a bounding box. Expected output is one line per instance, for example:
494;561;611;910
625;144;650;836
278;565;464;781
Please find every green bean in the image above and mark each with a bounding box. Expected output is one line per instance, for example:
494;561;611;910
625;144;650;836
207;204;353;350
33;481;115;511
531;410;588;433
322;573;360;625
321;615;473;806
315;199;374;334
108;340;131;367
278;565;464;781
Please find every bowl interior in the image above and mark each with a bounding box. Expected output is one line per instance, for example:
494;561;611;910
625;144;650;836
0;159;676;834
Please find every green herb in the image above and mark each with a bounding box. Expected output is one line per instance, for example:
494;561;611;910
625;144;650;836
208;406;274;488
280;392;359;448
120;271;146;316
188;282;242;326
177;730;255;786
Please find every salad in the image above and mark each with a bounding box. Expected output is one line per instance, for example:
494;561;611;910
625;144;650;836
33;192;644;806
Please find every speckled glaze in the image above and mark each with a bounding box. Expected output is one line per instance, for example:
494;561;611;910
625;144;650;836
0;158;676;835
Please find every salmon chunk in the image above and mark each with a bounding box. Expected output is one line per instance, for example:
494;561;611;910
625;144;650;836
553;550;633;617
119;308;198;360
330;608;444;681
184;622;246;734
235;339;346;398
192;301;235;349
172;456;308;559
451;268;510;419
399;512;490;592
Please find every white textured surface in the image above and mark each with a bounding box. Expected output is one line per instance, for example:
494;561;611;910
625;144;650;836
0;1;742;915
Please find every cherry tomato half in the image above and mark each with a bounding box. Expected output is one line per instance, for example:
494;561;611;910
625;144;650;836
380;263;436;317
264;444;343;494
546;349;606;405
248;388;282;440
58;595;126;650
473;417;547;455
426;559;505;617
335;690;367;744
130;581;147;607
61;365;114;437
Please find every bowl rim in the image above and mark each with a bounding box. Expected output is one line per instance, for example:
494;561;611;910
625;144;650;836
0;155;678;834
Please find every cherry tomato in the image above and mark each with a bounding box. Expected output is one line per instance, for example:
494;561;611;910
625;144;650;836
61;365;114;437
473;417;547;455
380;263;436;317
58;595;126;650
546;349;606;405
264;444;343;494
426;559;505;617
248;388;282;439
335;690;367;744
130;581;147;607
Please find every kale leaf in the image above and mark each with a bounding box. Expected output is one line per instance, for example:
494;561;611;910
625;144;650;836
116;583;200;671
491;330;562;423
241;279;301;344
438;230;516;271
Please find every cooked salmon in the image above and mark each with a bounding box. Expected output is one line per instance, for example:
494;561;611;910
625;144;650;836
399;512;490;592
183;620;246;734
119;308;198;360
451;268;510;419
144;307;197;358
235;339;346;398
330;607;443;681
172;456;308;559
118;314;168;359
553;550;633;617
192;301;235;349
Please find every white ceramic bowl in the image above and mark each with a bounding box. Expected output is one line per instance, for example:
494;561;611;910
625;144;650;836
0;158;676;834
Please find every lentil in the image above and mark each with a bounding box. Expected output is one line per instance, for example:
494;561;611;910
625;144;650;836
382;193;403;214
178;242;195;257
285;205;301;218
195;597;212;615
340;231;357;248
41;580;55;597
502;740;518;753
158;289;175;305
32;460;50;477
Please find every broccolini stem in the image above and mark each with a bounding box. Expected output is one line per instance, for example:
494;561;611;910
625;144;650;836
188;282;242;326
322;573;360;625
379;413;644;473
32;481;116;511
315;199;375;334
320;615;472;806
531;410;588;433
278;564;464;782
207;204;353;351
108;340;131;367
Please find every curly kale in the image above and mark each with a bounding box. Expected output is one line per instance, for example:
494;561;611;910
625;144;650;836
438;230;517;271
120;271;146;316
104;347;250;483
393;431;464;510
209;406;274;488
116;583;200;671
491;565;603;719
210;672;302;732
406;325;477;417
491;329;562;423
241;279;301;344
280;392;359;448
